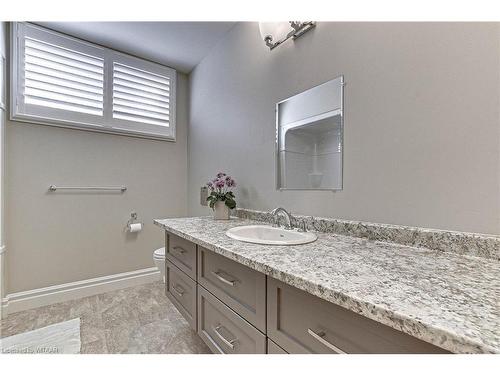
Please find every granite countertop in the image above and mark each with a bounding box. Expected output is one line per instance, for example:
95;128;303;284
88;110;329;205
154;216;500;354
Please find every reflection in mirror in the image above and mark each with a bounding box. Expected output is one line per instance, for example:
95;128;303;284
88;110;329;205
276;76;344;190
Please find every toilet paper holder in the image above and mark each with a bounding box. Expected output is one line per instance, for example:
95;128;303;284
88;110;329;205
126;212;144;231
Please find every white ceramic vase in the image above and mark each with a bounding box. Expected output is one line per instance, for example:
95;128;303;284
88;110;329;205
214;201;230;220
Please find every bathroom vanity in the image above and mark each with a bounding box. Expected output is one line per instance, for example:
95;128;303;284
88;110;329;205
154;215;499;354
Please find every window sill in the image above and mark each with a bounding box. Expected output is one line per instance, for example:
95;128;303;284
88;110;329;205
10;113;176;142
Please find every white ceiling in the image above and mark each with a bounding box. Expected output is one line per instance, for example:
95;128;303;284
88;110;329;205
37;22;237;73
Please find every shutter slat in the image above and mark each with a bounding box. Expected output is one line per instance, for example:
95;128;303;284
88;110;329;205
25;38;103;68
25;95;103;116
25;45;103;74
114;77;169;96
113;85;169;102
25;52;103;79
25;87;103;109
26;81;102;102
113;90;169;107
23;36;104;116
114;64;169;85
113;104;169;121
114;71;169;90
113;112;170;127
26;77;102;99
113;98;169;115
26;62;103;87
25;71;103;94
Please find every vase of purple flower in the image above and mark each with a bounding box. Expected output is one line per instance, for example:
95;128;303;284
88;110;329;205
206;172;237;220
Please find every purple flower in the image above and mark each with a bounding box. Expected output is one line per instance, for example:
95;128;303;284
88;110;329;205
208;172;236;191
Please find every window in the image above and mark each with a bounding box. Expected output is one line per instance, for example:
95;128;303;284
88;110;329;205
11;23;176;140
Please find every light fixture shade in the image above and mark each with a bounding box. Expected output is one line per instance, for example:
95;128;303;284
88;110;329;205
259;22;291;44
259;22;316;50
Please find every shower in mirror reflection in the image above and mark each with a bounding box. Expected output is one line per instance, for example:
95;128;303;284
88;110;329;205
276;75;344;191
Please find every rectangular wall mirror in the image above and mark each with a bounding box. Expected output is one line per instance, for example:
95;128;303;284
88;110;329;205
276;75;344;190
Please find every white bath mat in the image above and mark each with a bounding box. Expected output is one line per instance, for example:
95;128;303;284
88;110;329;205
0;318;81;354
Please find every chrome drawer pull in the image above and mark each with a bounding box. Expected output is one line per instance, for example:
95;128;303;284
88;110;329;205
172;246;186;254
307;329;346;354
211;271;237;286
213;325;237;350
172;284;185;297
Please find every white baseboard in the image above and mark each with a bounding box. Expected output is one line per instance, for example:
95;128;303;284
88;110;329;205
1;267;161;315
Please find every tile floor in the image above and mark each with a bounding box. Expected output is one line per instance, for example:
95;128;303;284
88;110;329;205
0;282;211;354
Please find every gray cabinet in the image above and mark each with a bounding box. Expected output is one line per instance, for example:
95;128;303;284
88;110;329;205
198;286;266;354
267;339;288;354
163;231;449;354
165;260;197;330
166;233;197;280
267;278;448;354
198;246;266;332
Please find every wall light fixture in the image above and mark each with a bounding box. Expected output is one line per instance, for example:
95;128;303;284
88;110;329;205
259;22;316;50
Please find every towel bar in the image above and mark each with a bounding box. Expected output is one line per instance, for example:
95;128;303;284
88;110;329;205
48;185;127;192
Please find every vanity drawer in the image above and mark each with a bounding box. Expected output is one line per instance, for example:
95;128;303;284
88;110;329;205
166;260;197;330
267;339;288;354
166;232;197;280
267;278;448;354
197;286;266;354
197;246;266;332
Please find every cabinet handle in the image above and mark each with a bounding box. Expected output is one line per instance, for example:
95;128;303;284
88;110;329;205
211;270;237;286
307;329;346;354
172;246;186;254
172;284;185;297
213;325;237;350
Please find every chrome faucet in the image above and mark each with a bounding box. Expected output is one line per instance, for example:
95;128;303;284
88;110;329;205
270;207;293;229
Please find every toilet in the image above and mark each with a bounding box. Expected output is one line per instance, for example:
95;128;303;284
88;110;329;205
153;247;166;282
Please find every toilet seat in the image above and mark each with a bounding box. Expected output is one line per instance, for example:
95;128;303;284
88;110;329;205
153;247;165;259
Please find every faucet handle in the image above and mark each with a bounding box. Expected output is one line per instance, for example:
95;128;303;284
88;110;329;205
296;219;307;232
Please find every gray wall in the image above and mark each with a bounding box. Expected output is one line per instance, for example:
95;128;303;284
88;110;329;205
5;71;189;294
188;22;500;235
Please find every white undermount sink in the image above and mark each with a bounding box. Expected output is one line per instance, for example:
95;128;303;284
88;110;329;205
226;225;317;245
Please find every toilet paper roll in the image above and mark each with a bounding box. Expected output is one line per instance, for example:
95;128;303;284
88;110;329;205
129;223;142;233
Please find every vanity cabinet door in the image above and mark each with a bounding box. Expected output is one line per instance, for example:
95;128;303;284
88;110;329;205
197;286;266;354
166;233;197;280
267;339;288;354
166;260;197;330
198;246;266;332
267;278;448;354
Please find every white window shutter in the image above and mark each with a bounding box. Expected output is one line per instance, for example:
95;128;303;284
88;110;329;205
112;63;170;127
24;38;104;116
11;22;177;141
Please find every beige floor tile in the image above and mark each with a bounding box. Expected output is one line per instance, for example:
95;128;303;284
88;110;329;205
0;281;210;354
